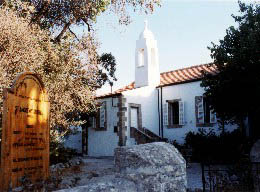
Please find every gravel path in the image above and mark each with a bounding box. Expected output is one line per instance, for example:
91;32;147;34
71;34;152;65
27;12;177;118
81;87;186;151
187;163;203;190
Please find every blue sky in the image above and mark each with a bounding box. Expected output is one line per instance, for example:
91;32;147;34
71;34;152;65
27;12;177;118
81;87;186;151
92;0;256;94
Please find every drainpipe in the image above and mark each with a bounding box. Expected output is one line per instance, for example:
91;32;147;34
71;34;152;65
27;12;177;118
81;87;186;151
160;86;164;138
157;88;160;136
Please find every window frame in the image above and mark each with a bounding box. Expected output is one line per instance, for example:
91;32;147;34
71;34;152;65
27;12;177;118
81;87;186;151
94;101;107;131
129;103;142;138
195;96;217;127
165;99;184;128
138;48;145;67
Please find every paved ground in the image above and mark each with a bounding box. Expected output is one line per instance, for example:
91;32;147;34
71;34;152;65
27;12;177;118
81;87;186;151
187;163;203;190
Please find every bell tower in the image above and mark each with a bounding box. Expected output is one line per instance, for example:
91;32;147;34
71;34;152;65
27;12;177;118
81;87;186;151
135;20;160;88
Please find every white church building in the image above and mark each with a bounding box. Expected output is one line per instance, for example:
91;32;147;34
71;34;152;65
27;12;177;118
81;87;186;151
86;21;238;157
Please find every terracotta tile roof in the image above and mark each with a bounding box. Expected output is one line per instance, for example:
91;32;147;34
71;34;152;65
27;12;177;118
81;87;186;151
97;82;135;98
97;63;218;99
159;63;218;87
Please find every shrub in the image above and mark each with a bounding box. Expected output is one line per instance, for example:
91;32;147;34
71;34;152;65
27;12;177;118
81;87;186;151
50;141;78;165
184;128;253;163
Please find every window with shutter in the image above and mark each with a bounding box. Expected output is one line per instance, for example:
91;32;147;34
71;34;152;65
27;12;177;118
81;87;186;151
196;96;204;124
113;105;118;132
95;101;107;131
165;100;184;128
92;117;96;129
171;102;179;125
163;103;168;126
210;110;217;123
195;96;217;126
179;101;185;125
100;103;105;128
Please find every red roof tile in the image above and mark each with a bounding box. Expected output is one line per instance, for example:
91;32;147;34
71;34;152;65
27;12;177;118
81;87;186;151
97;82;135;98
97;63;218;99
159;63;218;86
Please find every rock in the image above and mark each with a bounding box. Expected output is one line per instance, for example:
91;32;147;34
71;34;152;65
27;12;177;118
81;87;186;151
56;177;137;192
59;177;74;189
90;171;99;177
69;157;82;166
56;163;64;169
12;186;24;192
50;164;57;172
55;142;187;192
114;142;187;192
250;139;260;162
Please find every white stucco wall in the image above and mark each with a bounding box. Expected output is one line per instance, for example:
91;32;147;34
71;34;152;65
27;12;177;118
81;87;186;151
123;85;160;146
135;22;160;88
159;81;238;144
88;97;119;156
85;22;239;155
87;81;239;156
64;126;82;153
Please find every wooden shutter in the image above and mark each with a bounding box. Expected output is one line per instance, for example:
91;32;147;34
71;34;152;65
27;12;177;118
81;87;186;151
113;106;117;127
179;101;185;125
195;96;204;124
163;103;168;126
99;101;106;128
210;110;217;123
92;117;96;129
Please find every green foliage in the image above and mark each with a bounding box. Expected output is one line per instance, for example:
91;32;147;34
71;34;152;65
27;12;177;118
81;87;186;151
184;129;253;163
97;53;117;86
169;139;183;152
0;0;160;164
1;0;161;42
50;141;78;165
201;2;260;128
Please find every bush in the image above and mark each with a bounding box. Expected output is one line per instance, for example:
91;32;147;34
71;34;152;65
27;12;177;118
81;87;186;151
184;128;253;163
50;141;79;165
169;139;183;152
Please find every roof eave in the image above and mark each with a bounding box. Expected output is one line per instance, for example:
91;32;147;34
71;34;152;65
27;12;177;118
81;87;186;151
156;78;202;88
95;92;122;99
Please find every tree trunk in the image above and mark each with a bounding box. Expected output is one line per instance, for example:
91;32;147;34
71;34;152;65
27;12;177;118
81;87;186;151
54;19;76;43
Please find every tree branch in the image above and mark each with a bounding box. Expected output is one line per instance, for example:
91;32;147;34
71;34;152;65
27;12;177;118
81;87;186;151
82;18;91;32
69;27;80;41
54;19;75;43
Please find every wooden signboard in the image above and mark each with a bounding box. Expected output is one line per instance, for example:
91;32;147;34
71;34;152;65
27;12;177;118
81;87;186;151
0;72;50;191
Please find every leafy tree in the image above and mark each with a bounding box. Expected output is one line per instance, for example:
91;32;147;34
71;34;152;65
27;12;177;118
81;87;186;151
201;2;260;138
0;0;161;159
0;5;99;142
97;53;117;87
0;0;160;89
1;0;161;42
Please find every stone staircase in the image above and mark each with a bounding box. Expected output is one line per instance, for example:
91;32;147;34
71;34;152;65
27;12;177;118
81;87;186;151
130;127;167;144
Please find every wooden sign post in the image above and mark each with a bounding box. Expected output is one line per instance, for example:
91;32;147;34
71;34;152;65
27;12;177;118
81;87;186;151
0;72;50;191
